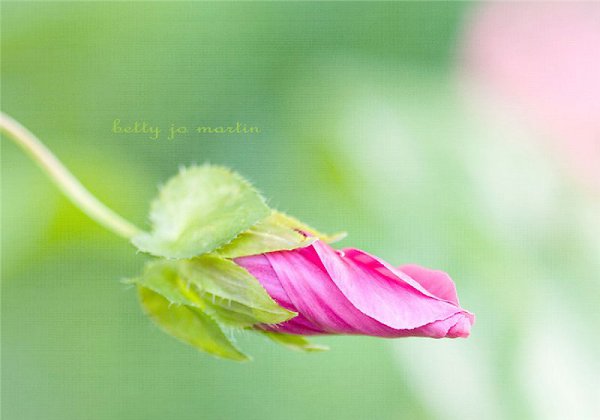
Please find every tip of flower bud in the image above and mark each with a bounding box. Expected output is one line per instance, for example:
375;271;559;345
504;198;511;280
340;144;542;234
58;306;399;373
447;313;475;338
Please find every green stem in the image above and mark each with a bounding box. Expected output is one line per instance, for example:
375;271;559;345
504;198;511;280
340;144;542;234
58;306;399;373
0;112;142;240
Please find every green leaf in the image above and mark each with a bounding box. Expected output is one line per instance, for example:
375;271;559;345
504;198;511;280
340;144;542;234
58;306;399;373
261;331;329;352
132;165;270;258
138;286;249;361
181;255;296;326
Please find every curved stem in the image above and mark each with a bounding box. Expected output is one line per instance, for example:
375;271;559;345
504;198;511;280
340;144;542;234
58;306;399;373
0;112;142;240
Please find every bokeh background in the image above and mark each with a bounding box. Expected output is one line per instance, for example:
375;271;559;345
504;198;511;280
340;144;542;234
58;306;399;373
2;2;599;419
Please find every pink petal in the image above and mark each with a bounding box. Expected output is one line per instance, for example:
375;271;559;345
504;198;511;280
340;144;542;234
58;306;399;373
446;315;474;338
265;247;397;336
399;264;460;305
235;254;323;335
414;312;474;338
311;242;464;330
238;241;474;339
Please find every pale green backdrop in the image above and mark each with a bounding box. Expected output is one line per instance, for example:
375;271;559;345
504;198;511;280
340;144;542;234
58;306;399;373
2;2;598;420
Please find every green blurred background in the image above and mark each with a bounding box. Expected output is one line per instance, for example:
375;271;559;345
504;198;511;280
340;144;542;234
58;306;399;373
2;2;599;419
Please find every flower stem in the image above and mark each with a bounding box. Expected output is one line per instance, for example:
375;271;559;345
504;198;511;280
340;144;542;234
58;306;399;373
0;112;142;240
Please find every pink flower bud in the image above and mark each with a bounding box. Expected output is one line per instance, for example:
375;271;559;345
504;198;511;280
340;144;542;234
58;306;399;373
236;240;474;339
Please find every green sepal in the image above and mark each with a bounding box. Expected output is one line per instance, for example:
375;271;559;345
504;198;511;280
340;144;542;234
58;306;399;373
132;165;270;259
215;211;345;258
125;260;199;307
129;257;296;328
181;255;297;326
138;286;250;361
270;211;347;244
261;331;329;352
215;212;315;258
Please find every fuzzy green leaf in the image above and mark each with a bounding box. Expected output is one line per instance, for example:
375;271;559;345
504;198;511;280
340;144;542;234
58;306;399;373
261;331;329;352
138;286;249;361
181;255;296;326
132;165;270;258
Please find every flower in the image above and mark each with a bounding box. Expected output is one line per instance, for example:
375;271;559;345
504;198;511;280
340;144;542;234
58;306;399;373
460;2;600;191
236;239;474;339
125;163;475;357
